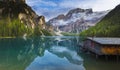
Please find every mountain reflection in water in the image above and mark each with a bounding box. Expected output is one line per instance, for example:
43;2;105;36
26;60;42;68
26;50;84;70
0;36;85;70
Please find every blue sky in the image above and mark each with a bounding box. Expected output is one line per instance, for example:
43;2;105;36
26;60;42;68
26;0;120;21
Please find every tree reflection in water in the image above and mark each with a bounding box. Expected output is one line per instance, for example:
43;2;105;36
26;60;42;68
0;36;85;70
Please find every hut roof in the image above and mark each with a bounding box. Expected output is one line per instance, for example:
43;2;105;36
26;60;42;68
87;37;120;45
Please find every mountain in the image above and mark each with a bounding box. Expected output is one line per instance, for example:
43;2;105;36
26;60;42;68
80;4;120;37
48;8;109;33
0;0;52;37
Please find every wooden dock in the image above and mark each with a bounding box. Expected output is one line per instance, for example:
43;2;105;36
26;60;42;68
82;37;120;59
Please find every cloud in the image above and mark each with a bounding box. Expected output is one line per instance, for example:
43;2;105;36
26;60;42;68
59;0;89;8
59;0;120;11
33;7;69;21
26;0;120;21
26;0;57;7
26;0;40;6
92;0;120;11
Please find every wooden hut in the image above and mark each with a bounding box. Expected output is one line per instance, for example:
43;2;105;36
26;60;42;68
83;37;120;56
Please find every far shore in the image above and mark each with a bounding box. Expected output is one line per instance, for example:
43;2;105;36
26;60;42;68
0;37;16;39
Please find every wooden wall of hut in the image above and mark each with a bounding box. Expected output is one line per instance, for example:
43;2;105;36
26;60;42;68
101;46;120;55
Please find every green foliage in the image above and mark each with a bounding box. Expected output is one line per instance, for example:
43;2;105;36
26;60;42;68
33;26;42;36
0;19;29;37
0;19;52;37
0;1;52;37
80;5;120;37
33;27;52;36
41;29;52;36
9;19;28;36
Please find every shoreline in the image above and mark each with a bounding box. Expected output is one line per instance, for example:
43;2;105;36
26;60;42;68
0;37;16;39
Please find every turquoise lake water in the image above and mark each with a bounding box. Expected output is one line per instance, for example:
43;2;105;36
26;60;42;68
0;36;120;70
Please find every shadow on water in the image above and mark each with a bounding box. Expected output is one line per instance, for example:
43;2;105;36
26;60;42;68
79;51;120;70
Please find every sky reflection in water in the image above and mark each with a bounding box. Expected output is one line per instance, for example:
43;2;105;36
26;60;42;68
26;36;85;70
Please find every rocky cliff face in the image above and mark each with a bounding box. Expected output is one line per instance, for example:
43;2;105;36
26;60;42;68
48;8;109;33
0;0;52;36
0;0;37;28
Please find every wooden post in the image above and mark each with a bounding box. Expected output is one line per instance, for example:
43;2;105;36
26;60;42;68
116;46;119;62
116;55;119;62
96;54;98;59
105;55;108;61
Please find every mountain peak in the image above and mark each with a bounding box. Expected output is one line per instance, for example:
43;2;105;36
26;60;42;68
85;8;93;14
114;4;120;10
48;8;108;33
56;14;65;20
65;8;93;20
67;8;93;14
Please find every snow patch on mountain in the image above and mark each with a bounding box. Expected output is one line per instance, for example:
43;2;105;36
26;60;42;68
48;8;109;33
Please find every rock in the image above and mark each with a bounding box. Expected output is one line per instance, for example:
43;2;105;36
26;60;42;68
0;0;53;36
48;8;109;33
37;16;46;29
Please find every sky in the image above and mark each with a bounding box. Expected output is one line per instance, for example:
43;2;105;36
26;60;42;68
26;0;120;21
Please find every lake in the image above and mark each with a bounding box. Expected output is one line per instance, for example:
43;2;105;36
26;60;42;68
0;36;120;70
